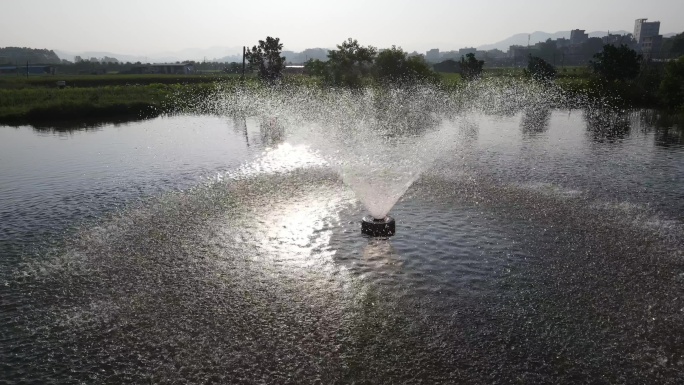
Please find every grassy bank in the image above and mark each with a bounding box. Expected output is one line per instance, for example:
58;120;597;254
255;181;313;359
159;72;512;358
0;74;240;90
0;75;239;125
1;70;680;126
0;85;168;124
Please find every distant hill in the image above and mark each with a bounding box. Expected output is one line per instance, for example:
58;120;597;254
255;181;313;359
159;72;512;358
0;47;61;64
27;29;684;66
282;48;329;64
54;50;147;64
55;46;245;64
477;30;630;51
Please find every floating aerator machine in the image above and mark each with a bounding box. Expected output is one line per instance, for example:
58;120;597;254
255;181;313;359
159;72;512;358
361;216;396;237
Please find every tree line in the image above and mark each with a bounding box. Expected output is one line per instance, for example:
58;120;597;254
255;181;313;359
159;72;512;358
0;47;61;65
245;37;489;87
525;43;684;110
244;35;683;112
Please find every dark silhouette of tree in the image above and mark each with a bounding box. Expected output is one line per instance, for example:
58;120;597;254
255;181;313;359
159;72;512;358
581;37;606;62
658;56;684;109
525;55;556;82
459;53;484;81
590;44;641;82
668;33;684;58
245;36;286;83
304;58;328;77
433;59;459;73
0;47;61;64
326;38;377;87
374;46;438;85
222;62;241;74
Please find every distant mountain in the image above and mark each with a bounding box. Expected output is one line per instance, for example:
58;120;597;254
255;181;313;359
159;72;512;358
477;30;630;51
57;46;328;64
55;46;245;64
55;50;147;64
215;48;330;64
282;48;329;64
214;53;246;63
0;47;61;64
152;46;243;62
41;29;683;65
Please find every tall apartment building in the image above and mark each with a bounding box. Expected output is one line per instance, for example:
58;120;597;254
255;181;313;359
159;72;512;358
634;18;662;55
634;19;660;43
570;29;588;45
425;49;440;63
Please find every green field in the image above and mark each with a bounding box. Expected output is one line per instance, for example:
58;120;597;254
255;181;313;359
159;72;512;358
0;74;248;125
0;68;672;126
0;73;241;90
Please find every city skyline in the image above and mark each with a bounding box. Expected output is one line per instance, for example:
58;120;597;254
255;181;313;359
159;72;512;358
1;0;683;57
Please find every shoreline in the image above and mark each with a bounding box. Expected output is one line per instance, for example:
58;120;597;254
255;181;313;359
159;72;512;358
1;74;681;128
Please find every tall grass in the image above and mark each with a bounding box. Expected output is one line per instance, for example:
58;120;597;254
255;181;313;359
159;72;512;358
0;73;242;90
0;82;222;124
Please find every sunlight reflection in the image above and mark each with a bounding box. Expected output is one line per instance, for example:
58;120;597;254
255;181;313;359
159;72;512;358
362;239;403;273
236;142;328;177
262;190;347;271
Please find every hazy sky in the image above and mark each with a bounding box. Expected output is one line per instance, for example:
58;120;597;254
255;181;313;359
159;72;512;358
1;0;683;55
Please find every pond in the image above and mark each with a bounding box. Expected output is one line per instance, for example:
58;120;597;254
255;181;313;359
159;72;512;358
1;110;683;383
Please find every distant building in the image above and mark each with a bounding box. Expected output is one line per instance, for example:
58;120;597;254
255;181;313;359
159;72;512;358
0;65;55;75
641;35;663;56
556;38;570;48
131;63;195;75
425;49;440;63
508;45;530;66
484;49;506;58
440;50;460;60
570;29;588;45
602;33;624;46
458;47;477;58
634;19;660;44
634;18;662;56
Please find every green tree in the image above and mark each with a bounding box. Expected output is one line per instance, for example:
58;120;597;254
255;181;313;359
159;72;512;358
245;36;286;82
662;32;684;58
459;53;484;81
525;55;557;82
224;62;241;74
304;58;328;77
590;44;641;82
326;38;377;87
374;46;438;85
433;59;459;73
658;56;684;109
672;34;684;58
405;55;440;83
581;37;606;62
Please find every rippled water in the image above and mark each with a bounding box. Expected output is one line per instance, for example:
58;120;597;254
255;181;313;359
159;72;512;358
1;111;683;384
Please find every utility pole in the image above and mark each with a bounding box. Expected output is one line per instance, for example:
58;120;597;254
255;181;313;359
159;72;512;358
242;46;246;80
26;61;29;78
562;52;565;69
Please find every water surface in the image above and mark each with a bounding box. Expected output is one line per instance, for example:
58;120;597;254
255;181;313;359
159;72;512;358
1;110;683;384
